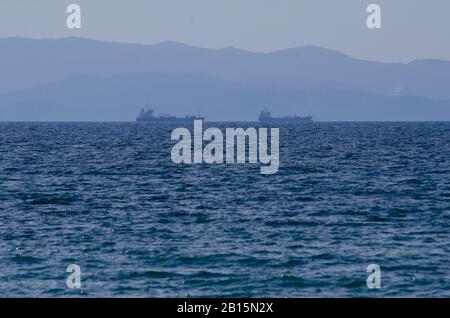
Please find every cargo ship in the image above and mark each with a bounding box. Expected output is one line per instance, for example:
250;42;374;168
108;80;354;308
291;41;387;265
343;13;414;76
136;106;204;122
258;109;313;123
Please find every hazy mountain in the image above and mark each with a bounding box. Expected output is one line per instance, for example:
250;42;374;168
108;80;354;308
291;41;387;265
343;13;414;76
1;37;450;101
1;72;449;121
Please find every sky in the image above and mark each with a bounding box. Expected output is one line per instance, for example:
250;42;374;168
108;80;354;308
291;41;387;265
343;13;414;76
0;0;449;62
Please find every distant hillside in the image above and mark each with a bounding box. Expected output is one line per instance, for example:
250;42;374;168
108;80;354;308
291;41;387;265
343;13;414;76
0;37;450;100
1;72;449;121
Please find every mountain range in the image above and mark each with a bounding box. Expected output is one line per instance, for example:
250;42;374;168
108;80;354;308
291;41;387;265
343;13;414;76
0;37;449;121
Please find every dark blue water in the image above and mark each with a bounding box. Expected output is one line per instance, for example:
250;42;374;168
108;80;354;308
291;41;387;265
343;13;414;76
1;122;449;297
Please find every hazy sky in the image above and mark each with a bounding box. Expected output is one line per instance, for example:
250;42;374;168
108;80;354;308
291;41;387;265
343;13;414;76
0;0;449;62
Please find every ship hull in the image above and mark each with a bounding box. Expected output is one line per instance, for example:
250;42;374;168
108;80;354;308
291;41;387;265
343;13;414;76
136;117;204;123
259;117;313;123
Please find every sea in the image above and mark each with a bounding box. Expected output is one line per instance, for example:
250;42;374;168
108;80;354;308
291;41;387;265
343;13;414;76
0;122;449;297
